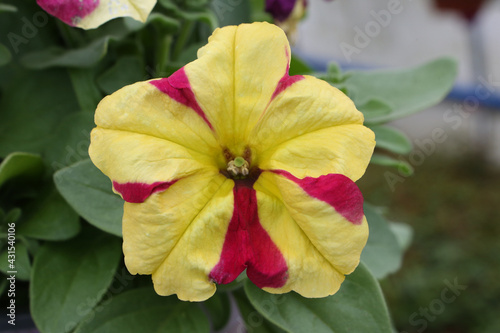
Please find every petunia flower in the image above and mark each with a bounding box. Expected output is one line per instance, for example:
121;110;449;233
89;22;375;302
37;0;156;29
265;0;307;40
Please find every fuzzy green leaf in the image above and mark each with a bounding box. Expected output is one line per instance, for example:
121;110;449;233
344;58;457;124
0;152;43;188
74;287;209;333
0;69;79;158
97;56;145;95
20;37;111;69
30;228;121;333
17;184;80;241
371;125;413;155
0;242;31;281
361;204;404;279
370;154;414;176
244;262;392;333
54;159;123;237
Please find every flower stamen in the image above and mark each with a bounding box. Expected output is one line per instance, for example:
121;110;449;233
227;156;250;177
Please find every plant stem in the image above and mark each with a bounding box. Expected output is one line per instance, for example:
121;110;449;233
56;21;102;111
157;34;173;77
172;20;194;62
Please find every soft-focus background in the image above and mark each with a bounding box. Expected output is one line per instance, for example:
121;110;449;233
295;0;500;332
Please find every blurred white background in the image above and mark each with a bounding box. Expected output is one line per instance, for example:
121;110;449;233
294;0;500;165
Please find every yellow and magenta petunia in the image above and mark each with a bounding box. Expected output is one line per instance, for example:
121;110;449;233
89;22;375;301
37;0;156;29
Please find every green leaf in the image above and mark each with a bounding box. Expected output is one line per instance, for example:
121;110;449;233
0;2;60;61
176;41;205;65
370;154;413;176
30;228;121;333
216;271;247;292
86;16;146;40
159;1;218;30
344;58;457;124
361;204;403;279
97;56;145;95
234;289;286;333
326;62;342;78
147;12;181;33
289;55;314;76
211;0;251;27
74;287;210;333
370;125;412;155
357;99;392;123
54;159;123;237
68;68;103;112
17;184;80;241
0;68;79;158
0;242;31;281
244;262;392;333
180;10;219;31
389;222;413;251
0;43;11;66
0;152;44;188
45;112;95;170
204;291;231;330
316;62;344;83
20;37;111;69
3;208;21;224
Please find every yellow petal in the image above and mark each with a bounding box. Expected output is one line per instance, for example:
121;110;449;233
251;76;375;181
184;22;291;154
123;172;234;301
253;171;369;297
90;128;213;189
89;80;223;197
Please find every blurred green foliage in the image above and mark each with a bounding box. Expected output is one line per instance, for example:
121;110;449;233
360;154;500;333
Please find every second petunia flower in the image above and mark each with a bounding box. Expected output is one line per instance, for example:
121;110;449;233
89;22;375;302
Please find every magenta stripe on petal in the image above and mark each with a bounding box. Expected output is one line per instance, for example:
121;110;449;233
273;170;364;225
150;68;213;130
271;74;304;101
209;184;288;288
269;46;304;101
113;180;178;203
37;0;99;26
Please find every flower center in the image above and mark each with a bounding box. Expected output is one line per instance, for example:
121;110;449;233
227;156;250;178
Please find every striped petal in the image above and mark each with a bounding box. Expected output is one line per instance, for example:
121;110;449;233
89;79;222;201
123;171;234;301
37;0;156;29
183;22;291;155
209;182;288;289
251;76;375;181
253;170;369;297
